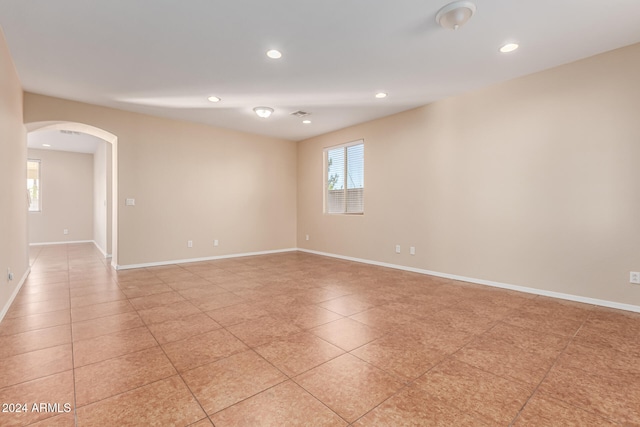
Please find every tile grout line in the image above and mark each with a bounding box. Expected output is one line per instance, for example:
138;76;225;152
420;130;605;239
365;303;560;425
65;246;139;423
195;266;318;421
66;246;80;427
360;322;490;424
506;308;597;426
192;264;351;424
68;263;209;420
113;266;212;423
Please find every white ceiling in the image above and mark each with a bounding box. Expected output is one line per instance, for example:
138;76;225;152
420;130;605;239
2;1;640;141
28;130;102;154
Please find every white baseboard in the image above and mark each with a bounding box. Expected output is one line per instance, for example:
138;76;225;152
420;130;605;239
297;248;640;314
115;248;298;270
29;240;111;259
92;241;112;259
29;240;94;246
0;267;31;323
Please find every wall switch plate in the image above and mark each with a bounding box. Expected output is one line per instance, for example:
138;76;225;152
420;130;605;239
214;240;219;247
631;272;640;284
187;240;193;248
395;245;401;254
125;198;135;206
63;229;69;235
305;235;309;241
410;246;415;255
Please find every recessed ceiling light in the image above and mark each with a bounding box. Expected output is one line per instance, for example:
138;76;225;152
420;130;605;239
253;106;274;118
500;43;519;53
42;144;51;147
207;96;221;102
302;120;311;124
375;92;388;99
266;49;282;59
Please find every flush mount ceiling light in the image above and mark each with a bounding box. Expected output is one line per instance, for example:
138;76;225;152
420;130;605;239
302;120;311;124
436;1;476;30
42;144;51;147
375;92;388;99
500;43;519;53
253;106;274;118
207;96;221;102
266;49;282;59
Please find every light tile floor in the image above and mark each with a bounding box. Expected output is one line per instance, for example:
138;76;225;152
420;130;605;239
0;243;639;426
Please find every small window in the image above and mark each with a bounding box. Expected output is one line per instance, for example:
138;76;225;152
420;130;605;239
324;140;364;214
27;159;41;212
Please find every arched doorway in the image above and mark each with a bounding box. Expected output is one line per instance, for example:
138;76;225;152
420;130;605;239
25;121;119;268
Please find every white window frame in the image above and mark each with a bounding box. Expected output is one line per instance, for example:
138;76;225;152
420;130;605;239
27;159;42;212
323;139;364;215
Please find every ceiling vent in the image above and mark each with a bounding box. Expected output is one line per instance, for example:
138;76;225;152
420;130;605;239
290;110;310;118
60;130;82;136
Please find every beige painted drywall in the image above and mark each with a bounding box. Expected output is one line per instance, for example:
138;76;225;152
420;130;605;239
297;43;640;307
28;148;94;244
24;94;298;266
0;28;29;319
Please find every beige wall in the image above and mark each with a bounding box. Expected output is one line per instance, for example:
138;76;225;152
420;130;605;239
28;148;94;244
0;29;28;319
24;94;298;266
297;43;640;307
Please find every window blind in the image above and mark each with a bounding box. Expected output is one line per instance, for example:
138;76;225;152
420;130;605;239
325;140;364;214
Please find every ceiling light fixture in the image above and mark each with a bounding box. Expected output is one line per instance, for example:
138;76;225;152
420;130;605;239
253;107;274;118
436;1;476;30
375;92;388;99
207;96;221;102
266;49;282;59
42;144;51;147
500;43;519;53
302;120;311;124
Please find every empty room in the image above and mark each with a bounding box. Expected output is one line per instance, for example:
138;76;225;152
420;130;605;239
1;1;639;426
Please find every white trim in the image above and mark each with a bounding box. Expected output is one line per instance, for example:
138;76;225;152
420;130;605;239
92;241;112;259
297;248;640;314
323;138;364;152
29;240;95;246
115;248;298;270
0;268;31;323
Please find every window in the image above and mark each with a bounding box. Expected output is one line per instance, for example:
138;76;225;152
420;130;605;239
324;140;364;214
27;159;41;212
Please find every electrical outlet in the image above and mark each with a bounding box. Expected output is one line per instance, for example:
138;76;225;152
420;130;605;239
631;272;640;284
187;240;193;248
214;240;219;247
410;246;415;255
305;235;309;241
63;229;69;235
395;245;401;254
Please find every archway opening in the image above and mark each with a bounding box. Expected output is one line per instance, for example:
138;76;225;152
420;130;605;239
25;121;119;268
